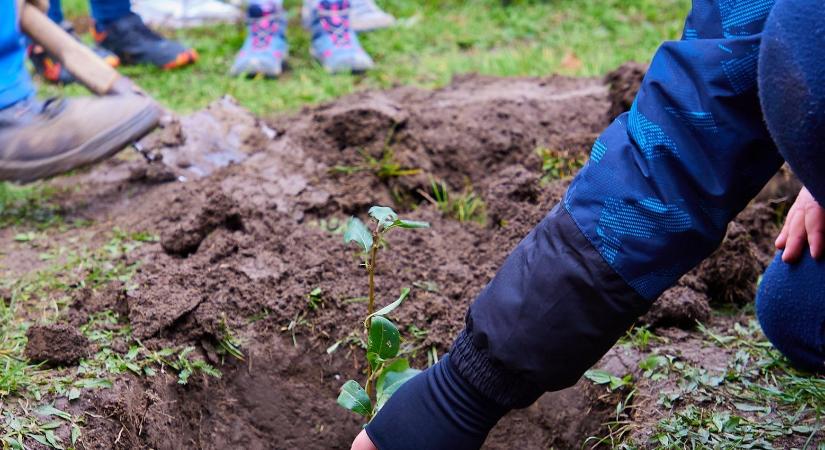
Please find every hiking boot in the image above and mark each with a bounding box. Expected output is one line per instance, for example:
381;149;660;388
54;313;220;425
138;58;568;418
0;96;160;183
350;0;395;32
93;13;198;69
304;0;374;73
230;4;288;77
29;21;120;85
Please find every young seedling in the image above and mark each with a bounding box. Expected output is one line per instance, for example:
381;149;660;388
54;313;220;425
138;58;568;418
337;206;429;420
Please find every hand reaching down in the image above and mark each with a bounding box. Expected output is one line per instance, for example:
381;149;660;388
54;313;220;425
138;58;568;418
776;187;825;263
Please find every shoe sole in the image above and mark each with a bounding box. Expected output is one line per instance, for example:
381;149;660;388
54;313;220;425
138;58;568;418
309;48;374;74
0;102;160;184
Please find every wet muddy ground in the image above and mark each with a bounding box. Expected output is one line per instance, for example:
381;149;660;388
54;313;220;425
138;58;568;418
2;65;816;449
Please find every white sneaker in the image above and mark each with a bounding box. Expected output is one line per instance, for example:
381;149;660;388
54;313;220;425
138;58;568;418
350;0;395;32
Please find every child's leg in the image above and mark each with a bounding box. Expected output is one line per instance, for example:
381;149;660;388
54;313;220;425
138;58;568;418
89;0;196;69
230;0;288;77
304;0;373;73
48;0;64;23
0;0;35;110
756;252;825;373
88;0;132;26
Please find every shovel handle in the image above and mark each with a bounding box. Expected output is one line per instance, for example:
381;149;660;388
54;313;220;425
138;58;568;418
19;3;133;96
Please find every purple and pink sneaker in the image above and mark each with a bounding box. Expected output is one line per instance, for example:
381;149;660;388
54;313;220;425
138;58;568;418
231;3;288;77
304;0;374;73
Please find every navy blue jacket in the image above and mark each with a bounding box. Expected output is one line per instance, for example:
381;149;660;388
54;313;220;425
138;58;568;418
367;0;824;448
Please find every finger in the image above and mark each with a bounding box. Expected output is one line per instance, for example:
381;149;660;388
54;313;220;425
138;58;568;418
776;206;797;250
351;429;377;450
805;202;825;259
782;205;808;263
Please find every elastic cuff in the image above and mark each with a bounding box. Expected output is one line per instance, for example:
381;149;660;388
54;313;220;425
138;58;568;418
449;329;544;409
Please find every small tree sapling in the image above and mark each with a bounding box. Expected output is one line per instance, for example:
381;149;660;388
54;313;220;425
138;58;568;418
337;206;429;420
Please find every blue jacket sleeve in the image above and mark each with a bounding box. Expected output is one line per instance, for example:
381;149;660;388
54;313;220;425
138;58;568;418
450;0;784;409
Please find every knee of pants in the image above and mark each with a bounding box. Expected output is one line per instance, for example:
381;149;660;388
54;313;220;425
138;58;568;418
756;252;825;374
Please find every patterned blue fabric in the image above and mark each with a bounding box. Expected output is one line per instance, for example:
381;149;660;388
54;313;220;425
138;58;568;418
0;0;34;110
564;0;784;300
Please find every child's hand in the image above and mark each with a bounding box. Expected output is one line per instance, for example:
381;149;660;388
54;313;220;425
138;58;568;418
775;187;825;263
350;430;377;450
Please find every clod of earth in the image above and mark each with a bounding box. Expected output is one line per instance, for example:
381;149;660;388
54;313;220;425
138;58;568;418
25;323;91;368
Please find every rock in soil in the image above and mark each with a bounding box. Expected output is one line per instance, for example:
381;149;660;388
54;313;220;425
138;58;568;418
25;323;90;368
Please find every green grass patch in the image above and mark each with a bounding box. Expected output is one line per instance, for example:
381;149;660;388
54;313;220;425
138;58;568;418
586;319;825;449
0;182;61;229
48;0;690;115
0;228;231;449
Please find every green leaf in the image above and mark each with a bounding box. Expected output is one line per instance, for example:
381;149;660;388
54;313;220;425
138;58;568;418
67;388;80;401
366;352;381;372
4;436;24;450
35;405;71;420
365;288;410;325
44;429;62;449
337;380;372;418
368;206;398;227
71;425;81;445
30;435;50;447
376;367;421;412
41;421;63;430
583;369;613;385
75;378;112;389
392;219;430;229
368;316;400;359
343;217;373;253
13;232;35;242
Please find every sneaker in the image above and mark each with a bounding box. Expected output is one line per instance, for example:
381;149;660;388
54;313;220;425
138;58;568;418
305;0;374;73
29;21;120;85
230;4;288;77
93;13;198;69
0;95;160;183
350;0;395;32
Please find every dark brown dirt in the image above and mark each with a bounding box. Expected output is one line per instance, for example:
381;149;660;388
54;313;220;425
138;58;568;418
25;323;91;367
605;62;648;121
4;73;801;449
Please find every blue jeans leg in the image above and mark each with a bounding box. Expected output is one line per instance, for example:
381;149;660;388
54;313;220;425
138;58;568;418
756;252;825;373
0;0;35;111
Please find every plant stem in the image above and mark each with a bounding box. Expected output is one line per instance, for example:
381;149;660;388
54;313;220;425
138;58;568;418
364;226;381;402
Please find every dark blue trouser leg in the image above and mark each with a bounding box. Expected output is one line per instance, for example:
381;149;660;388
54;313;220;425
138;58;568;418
48;0;64;23
756;253;825;373
0;0;35;110
89;0;133;27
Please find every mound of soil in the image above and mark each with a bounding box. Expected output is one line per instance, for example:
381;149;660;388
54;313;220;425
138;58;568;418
25;323;90;368
16;72;798;449
605;61;648;121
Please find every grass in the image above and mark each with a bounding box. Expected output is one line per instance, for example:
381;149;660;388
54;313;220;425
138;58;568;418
0;228;229;449
586;319;825;449
0;182;61;229
422;178;487;224
46;0;690;115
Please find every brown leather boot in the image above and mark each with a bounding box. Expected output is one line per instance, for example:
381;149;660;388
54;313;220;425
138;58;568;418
0;95;159;183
